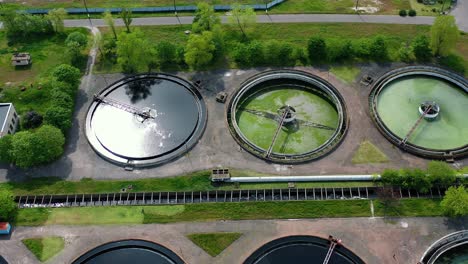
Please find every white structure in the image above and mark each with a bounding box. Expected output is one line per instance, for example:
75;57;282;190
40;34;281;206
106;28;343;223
0;103;19;137
11;53;32;66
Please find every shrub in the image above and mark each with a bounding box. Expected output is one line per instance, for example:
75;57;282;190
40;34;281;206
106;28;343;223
22;111;43;129
0;135;13;164
399;10;407;16
264;40;294;66
398;42;413;62
427;161;457;186
233;41;264;67
369;36;388;60
293;47;308;65
439;54;466;74
50;90;73;109
44;106;72;132
0;188;17;221
352;38;372;59
184;31;216;69
307;36;327;63
327;39;353;62
65;31;88;47
441;186;468;217
412;35;432;62
380;169;402;186
155;41;176;67
51;64;81;88
408;9;417;17
9;126;64;168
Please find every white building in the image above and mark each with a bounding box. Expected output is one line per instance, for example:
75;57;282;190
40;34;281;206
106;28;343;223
11;53;32;66
0;103;19;137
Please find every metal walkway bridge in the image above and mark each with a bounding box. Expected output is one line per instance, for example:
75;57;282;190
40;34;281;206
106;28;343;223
16;186;446;208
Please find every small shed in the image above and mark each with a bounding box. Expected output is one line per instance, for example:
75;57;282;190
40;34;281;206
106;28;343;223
0;222;11;235
11;52;32;66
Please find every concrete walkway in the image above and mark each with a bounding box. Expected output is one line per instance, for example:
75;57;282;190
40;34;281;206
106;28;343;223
63;14;435;28
0;217;466;264
451;0;468;33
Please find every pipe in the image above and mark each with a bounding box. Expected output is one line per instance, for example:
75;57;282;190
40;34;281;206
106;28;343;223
226;174;468;183
227;175;380;183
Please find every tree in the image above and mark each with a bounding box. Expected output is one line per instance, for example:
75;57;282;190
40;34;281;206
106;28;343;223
116;30;153;73
7;126;64;168
427;161;457;186
0;188;16;221
67;41;83;66
184;31;215;69
398;42;412;63
369;36;388;60
120;8;133;33
103;10;117;39
431;16;459;56
22;111;43;129
66;31;88;47
307;36;327;63
155;41;176;67
0;135;13;164
45;106;72;132
192;3;220;33
412;35;432;61
228;3;256;40
380;169;402;186
34;125;65;164
402;168;432;193
0;10;54;40
441;186;468;217
51;64;81;88
47;8;67;33
50;89;74;109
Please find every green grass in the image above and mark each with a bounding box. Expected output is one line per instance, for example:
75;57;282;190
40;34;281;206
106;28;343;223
0;28;90;116
3;0;410;14
15;199;445;226
3;0;255;9
188;232;242;256
1;170;377;195
330;66;361;84
409;0;452;16
22;237;65;262
374;198;444;217
352;140;389;164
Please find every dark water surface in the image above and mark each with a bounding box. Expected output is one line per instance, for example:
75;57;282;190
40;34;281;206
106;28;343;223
90;78;200;159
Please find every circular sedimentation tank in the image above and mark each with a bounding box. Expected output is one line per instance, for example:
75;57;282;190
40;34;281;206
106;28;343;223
434;243;468;264
227;70;348;163
244;236;364;264
72;240;184;264
85;73;207;167
369;66;468;159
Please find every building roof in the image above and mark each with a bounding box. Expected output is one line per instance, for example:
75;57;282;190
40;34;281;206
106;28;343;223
0;103;12;134
11;52;31;61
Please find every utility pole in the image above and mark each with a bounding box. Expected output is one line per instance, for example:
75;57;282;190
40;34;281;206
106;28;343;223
83;0;93;27
173;0;177;15
355;0;359;12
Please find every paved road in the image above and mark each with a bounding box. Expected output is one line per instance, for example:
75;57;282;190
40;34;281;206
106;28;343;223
451;0;468;32
0;217;466;264
63;14;436;27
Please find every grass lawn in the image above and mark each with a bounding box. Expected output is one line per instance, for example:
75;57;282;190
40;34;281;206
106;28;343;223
330;66;361;84
352;140;389;164
4;0;411;15
373;198;444;217
409;0;452;16
1;170;377;195
16;200;373;226
22;237;65;262
3;0;255;9
97;23;445;73
188;232;242;256
0;28;90;116
15;199;445;226
271;0;411;14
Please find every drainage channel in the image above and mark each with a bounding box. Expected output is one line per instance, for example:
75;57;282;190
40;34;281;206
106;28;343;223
16;186;446;208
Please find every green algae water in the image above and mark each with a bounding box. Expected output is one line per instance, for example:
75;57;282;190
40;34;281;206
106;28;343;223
236;86;339;155
377;76;468;150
